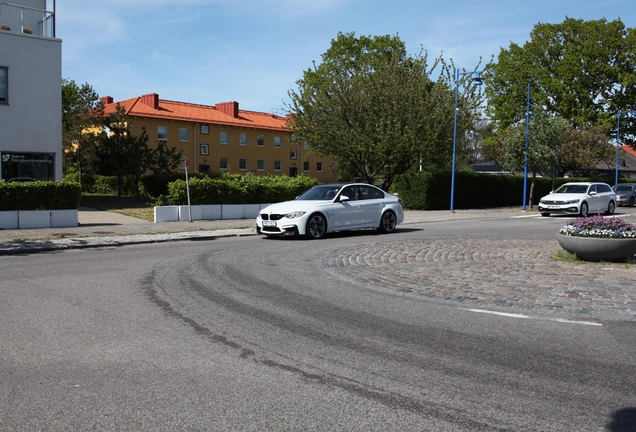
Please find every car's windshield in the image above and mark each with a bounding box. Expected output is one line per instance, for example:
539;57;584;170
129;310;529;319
297;185;343;201
554;184;588;194
614;185;633;191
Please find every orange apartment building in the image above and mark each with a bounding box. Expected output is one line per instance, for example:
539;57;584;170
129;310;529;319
100;93;338;183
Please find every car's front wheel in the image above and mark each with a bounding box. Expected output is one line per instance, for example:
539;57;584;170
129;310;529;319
580;202;589;217
630;196;634;207
540;212;550;217
378;211;397;233
605;201;616;215
306;214;327;239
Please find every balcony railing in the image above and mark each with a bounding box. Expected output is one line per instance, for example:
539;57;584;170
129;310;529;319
0;2;55;38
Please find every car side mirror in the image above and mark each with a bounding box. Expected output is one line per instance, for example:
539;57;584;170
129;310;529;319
339;195;350;202
589;191;597;196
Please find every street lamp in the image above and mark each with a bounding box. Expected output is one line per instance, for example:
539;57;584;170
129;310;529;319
450;69;482;212
615;108;636;186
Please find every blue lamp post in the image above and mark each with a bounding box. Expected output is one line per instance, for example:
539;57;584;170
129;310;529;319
450;69;482;212
615;108;636;186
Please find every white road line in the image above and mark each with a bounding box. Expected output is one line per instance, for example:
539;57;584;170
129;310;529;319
510;214;542;218
465;308;603;326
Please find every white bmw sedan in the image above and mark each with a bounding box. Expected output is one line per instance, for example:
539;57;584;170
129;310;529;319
256;183;404;239
538;182;616;217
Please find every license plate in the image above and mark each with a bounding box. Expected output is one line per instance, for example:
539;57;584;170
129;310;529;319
547;205;560;209
263;221;276;227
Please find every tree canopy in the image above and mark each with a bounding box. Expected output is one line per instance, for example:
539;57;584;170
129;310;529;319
61;79;104;186
286;32;485;190
484;17;636;143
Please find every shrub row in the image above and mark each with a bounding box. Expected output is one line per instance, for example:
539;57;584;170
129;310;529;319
392;171;624;210
166;174;319;205
0;181;82;211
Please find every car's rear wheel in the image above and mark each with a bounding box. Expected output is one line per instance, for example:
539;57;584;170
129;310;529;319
540;212;550;217
378;211;397;233
306;214;327;239
630;197;634;207
605;201;615;215
580;202;589;217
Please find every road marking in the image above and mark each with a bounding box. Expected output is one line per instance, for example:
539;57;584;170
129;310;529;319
510;214;542;218
465;308;602;326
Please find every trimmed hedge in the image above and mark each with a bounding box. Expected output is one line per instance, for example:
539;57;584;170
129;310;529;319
0;181;82;211
392;171;621;210
167;174;319;205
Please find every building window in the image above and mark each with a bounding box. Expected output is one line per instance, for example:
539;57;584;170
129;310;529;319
158;126;168;141
274;160;281;171
291;134;297;142
257;135;265;147
303;141;309;149
200;144;209;155
316;162;323;172
199;164;210;173
0;152;55;181
0;67;7;104
200;125;209;134
239;158;247;170
274;136;281;148
303;161;310;172
257;159;265;171
220;157;228;170
220;131;228;144
179;128;188;142
240;133;247;146
290;149;297;159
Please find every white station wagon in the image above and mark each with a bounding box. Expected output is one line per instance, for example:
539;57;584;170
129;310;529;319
538;182;616;217
256;183;404;239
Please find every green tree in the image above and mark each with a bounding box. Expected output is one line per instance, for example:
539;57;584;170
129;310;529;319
484;18;636;141
152;141;183;177
61;79;104;187
558;124;614;175
94;105;153;197
503;104;567;207
286;32;485;190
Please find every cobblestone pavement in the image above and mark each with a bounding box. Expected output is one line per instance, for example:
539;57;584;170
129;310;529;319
323;239;636;321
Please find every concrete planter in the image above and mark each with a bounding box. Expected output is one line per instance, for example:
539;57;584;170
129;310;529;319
0;210;19;229
222;204;243;220
19;210;51;229
556;233;636;261
178;205;202;221
154;206;179;223
50;209;78;228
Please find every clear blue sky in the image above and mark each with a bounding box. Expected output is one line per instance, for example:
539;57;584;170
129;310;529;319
56;0;634;114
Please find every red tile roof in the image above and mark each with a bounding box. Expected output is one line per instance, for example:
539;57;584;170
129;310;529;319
102;94;289;132
620;145;636;158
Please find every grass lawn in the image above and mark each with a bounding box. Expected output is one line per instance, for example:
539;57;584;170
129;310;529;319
80;194;155;221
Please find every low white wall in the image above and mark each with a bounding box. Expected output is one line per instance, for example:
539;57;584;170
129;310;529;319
153;204;269;223
0;211;19;229
51;209;78;228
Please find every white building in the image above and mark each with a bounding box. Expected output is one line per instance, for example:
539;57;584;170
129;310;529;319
0;0;61;181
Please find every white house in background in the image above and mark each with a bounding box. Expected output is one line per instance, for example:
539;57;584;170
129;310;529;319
0;0;61;181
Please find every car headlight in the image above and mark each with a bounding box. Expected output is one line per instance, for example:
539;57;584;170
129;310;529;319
285;211;306;219
563;199;580;204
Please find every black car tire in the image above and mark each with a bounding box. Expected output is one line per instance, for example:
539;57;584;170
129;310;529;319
580;202;589;217
630;197;634;207
378;211;397;233
306;214;327;239
540;212;550;217
605;201;615;216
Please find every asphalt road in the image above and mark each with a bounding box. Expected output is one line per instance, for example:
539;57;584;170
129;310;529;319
1;215;635;431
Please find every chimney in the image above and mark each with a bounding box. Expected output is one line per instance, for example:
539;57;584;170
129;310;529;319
100;96;113;105
216;101;239;118
141;93;159;109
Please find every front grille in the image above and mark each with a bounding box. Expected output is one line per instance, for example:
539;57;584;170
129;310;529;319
542;200;564;205
260;213;284;221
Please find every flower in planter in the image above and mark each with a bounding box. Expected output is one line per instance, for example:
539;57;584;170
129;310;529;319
559;215;636;238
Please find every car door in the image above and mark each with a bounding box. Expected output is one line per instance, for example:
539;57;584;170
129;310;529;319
333;185;360;228
356;185;384;227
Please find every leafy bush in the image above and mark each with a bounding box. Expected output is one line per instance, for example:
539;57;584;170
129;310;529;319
392;171;611;210
166;174;318;205
0;181;82;210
